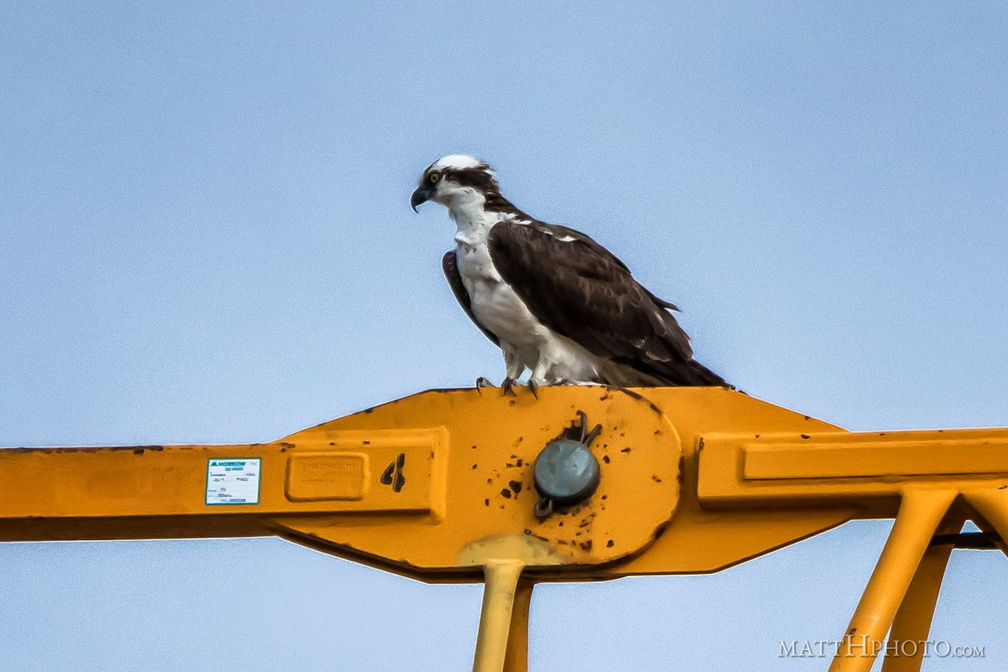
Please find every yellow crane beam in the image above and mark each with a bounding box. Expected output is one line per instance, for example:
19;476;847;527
2;386;1006;672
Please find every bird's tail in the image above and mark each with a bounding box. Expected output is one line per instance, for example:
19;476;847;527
678;359;729;387
615;356;729;388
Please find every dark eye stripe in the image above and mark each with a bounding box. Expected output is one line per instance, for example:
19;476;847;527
434;166;531;216
441;167;494;189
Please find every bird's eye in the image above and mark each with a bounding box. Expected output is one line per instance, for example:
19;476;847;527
429;172;441;183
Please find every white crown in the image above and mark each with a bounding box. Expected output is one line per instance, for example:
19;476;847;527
430;155;487;172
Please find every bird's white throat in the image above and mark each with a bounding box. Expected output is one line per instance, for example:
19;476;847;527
445;190;505;245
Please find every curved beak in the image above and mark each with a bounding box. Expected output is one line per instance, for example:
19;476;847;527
410;186;434;213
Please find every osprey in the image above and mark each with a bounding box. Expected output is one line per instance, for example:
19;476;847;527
411;155;726;393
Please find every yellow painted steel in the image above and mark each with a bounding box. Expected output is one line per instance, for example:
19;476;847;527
1;386;1006;672
881;513;964;672
473;560;526;672
829;489;956;672
503;577;534;672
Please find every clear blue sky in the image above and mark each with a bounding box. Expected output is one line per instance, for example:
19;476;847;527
1;2;1006;670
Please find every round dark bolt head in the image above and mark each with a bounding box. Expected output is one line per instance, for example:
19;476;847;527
533;438;601;505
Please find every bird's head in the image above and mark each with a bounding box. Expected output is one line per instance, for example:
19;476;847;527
410;155;504;214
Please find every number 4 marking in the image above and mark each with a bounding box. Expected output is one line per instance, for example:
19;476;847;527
380;453;406;493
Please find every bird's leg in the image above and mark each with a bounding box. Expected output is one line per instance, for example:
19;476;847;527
501;345;525;397
527;359;552;400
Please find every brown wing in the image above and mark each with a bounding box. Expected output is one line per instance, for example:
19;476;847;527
442;250;500;347
487;221;725;386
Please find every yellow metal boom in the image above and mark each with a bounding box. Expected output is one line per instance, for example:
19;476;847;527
2;387;1006;672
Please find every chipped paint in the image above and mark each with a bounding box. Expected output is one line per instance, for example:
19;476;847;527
458;534;564;567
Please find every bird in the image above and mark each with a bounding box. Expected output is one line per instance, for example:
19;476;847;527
410;155;726;394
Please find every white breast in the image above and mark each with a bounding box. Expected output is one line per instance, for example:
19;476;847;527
454;223;604;384
455;233;542;351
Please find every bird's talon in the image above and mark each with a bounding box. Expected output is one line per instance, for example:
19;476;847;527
501;378;518;397
528;380;539;399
